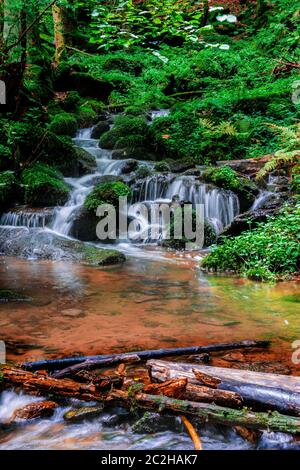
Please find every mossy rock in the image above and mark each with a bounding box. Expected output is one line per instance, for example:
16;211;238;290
161;210;217;250
154;161;171;172
59;91;82;112
69;207;98;241
69;72;113;101
102;57;143;75
0;227;126;266
64;405;104;423
75;147;97;176
84;181;132;213
91;121;110;139
99;116;149;150
112;147;158;161
49;113;78;137
202;165;259;212
76;105;98;128
0;289;31;302
22;163;69;207
0;171;20;209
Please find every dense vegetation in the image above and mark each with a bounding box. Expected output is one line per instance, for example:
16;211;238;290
0;0;299;280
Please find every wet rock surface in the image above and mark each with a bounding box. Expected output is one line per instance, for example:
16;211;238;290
0;227;125;265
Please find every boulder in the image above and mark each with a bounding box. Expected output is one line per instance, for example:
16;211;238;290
91;121;110;139
68;207;98;241
120;159;139;174
112;147;158;161
75;147;97;176
0;227;126;265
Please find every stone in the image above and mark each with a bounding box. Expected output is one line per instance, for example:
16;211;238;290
91;121;110;139
64;405;104;423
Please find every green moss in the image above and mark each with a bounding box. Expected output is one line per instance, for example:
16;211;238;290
162;208;217;250
100;116;149;150
84;181;132;212
136;165;153;179
39;133;79;176
0;171;19;208
76;105;97;128
22;163;69;207
49;113;78;137
154;161;171;172
202;166;258;211
79;244;126;266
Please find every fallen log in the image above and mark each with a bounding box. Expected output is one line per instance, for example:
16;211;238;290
105;390;300;435
1;366;103;401
23;340;270;372
148;360;300;417
52;354;141;379
133;378;243;408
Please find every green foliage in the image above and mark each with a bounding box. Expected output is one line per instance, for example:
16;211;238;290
49;113;78;137
202;204;300;281
154;161;171;172
89;1;208;51
21;163;69;207
84;181;132;212
0;171;19;208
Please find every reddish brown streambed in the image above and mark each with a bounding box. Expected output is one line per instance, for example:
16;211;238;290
0;251;299;373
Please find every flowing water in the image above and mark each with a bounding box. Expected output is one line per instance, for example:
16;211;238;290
0;123;299;450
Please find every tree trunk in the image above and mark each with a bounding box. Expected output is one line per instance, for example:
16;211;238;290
148;360;300;416
106;390;300;435
52;4;65;62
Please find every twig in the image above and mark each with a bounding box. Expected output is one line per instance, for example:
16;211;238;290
180;415;202;450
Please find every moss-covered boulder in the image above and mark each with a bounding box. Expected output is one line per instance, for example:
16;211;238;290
91;121;110;139
75;147;97;176
99;116;149;150
21;163;69;207
161;209;217;250
84;181;132;213
49;113;78;137
0;171;20;209
202;166;259;212
0;227;126;266
69;207;98;241
111;147;158;161
76;105;98;128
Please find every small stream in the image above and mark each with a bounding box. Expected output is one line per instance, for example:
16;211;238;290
0;122;299;450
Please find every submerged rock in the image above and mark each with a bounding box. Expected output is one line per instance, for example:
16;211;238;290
64;405;104;423
0;227;126;265
132;412;180;434
0;289;31;302
12;401;57;421
91;121;110;139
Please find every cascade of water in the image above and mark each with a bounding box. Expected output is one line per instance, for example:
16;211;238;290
0;209;53;228
133;175;239;236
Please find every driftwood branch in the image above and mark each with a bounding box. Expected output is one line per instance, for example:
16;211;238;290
24;340;270;372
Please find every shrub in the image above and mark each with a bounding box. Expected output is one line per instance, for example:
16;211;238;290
154;161;171;172
202;204;300;281
49;113;78;137
84;181;132;212
22;163;69;207
136;165;153;179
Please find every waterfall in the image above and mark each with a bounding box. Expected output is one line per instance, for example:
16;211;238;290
132;175;239;235
0;117;241;245
0;208;54;228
